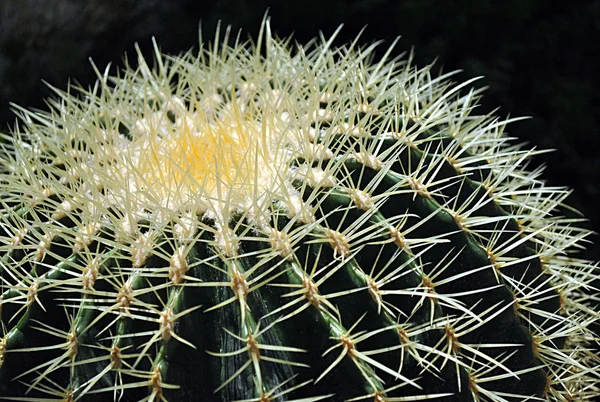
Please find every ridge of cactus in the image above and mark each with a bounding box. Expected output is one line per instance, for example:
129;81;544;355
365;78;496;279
0;17;599;401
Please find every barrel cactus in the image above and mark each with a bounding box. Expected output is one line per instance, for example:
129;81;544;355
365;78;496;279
0;19;598;401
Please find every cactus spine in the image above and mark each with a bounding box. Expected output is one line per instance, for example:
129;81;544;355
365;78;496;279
0;19;599;401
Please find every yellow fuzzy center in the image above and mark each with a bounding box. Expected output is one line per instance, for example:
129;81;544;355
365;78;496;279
109;97;291;216
135;119;258;195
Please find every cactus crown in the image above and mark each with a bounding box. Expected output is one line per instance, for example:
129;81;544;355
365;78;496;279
0;18;599;401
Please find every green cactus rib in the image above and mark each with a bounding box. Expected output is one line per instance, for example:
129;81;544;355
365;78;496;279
0;20;599;401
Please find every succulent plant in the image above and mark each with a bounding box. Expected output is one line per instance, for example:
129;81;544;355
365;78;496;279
0;19;599;402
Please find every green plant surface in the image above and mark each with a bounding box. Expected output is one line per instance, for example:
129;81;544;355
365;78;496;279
0;19;598;401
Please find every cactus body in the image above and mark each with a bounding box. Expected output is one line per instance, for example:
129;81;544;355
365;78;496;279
0;21;599;401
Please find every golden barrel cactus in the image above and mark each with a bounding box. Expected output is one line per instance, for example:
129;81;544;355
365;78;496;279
0;19;598;401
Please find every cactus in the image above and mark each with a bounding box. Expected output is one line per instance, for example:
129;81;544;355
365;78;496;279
0;19;599;402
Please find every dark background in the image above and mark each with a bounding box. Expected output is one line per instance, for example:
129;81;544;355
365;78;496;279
1;0;599;260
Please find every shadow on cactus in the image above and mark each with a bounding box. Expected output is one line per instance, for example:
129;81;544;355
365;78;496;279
0;18;598;402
